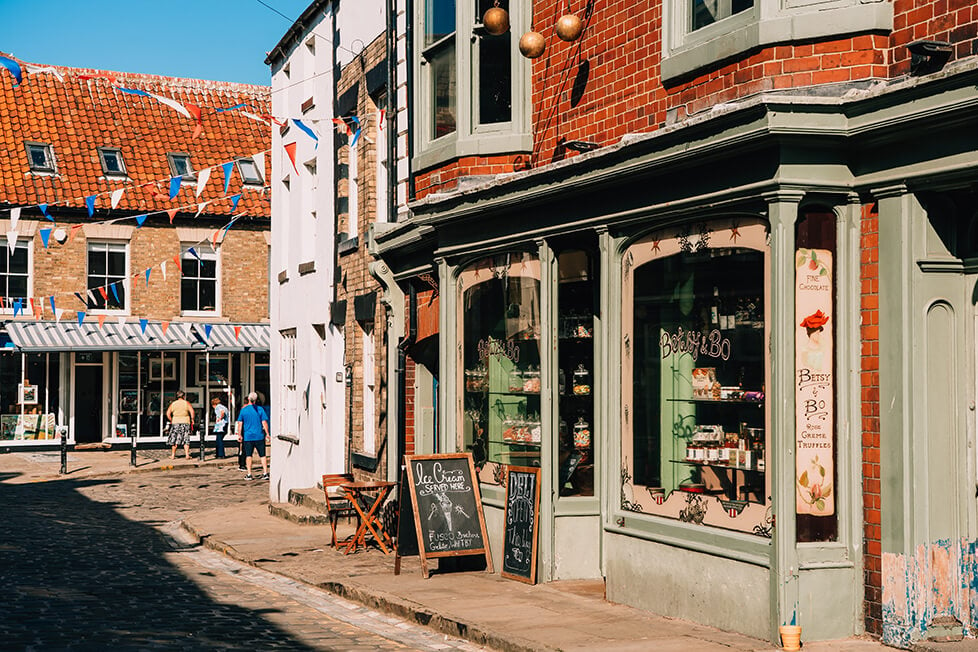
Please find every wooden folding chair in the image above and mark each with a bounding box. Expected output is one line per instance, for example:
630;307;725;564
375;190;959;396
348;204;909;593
322;473;358;548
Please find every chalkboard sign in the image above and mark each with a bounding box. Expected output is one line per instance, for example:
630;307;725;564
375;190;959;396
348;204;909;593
393;466;418;575
404;453;493;579
501;466;541;584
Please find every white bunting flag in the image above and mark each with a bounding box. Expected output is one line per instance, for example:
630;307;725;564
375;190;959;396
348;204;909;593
87;290;97;305
252;152;266;181
24;64;65;83
55;308;64;323
147;92;192;119
195;167;211;198
116;316;127;326
195;201;208;217
160;260;167;281
110;188;125;209
9;207;20;230
6;231;17;255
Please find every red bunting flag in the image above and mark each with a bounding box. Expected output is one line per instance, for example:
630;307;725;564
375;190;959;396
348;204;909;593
172;255;182;272
283;142;299;174
233;326;241;340
69;224;83;243
28;298;35;314
98;314;106;329
166;208;178;224
186;103;203;139
98;287;108;300
161;321;169;336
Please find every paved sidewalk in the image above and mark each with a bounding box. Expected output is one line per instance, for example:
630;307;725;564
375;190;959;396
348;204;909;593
0;450;908;651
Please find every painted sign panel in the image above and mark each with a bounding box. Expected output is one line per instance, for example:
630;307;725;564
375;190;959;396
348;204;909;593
795;248;834;515
501;466;541;584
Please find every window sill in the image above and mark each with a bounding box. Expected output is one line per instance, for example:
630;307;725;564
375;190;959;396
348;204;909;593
338;237;359;256
661;3;892;83
413;131;532;174
351;450;379;472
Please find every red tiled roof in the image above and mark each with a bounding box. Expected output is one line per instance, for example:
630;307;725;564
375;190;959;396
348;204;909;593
0;54;271;220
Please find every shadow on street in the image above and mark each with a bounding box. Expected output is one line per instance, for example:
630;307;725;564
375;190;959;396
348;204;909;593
0;472;317;650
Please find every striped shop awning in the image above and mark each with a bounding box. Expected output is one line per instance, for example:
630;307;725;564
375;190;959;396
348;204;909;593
4;320;198;352
190;323;269;352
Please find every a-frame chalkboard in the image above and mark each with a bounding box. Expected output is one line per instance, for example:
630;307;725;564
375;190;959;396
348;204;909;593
393;466;418;575
403;453;493;579
501;466;541;584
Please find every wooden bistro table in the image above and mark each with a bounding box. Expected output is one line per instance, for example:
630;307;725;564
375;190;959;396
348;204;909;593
341;480;396;555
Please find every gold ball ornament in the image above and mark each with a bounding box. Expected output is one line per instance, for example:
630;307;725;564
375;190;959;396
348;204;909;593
555;14;584;42
482;7;510;36
519;31;546;59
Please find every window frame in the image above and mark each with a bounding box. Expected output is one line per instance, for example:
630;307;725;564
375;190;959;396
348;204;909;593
25;142;56;174
167;152;196;181
86;241;129;313
179;245;220;316
98;147;127;177
236;157;263;185
413;0;532;171
661;0;892;83
0;239;31;313
280;329;298;439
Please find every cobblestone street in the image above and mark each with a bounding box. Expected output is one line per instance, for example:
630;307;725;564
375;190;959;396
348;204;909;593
0;463;492;651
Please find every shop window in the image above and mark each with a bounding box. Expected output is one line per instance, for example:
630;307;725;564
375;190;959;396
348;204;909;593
620;219;771;536
557;249;597;497
0;353;60;441
181;246;218;314
795;208;838;543
460;252;541;485
87;242;127;311
0;240;30;307
362;326;376;454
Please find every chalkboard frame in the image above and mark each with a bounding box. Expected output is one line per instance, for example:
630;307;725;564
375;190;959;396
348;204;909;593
404;453;494;579
500;465;542;584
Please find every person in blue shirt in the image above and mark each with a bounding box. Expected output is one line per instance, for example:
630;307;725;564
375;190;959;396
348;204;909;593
235;391;270;480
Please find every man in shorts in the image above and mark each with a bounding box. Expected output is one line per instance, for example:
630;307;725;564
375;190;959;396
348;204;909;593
235;391;270;480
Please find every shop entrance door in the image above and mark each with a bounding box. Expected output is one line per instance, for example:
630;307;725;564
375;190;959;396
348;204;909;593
74;365;103;443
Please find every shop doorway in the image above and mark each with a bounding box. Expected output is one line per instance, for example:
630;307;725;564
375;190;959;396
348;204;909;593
74;365;103;443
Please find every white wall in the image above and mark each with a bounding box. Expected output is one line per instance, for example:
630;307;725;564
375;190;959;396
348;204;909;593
336;2;386;68
269;5;347;502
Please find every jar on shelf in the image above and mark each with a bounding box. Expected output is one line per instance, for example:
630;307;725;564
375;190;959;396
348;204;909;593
528;412;542;443
572;364;591;395
574;314;593;338
508;367;524;393
523;365;541;393
558;368;566;395
573;416;591;449
502;417;518;443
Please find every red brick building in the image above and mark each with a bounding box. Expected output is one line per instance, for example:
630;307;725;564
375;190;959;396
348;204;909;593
373;0;978;646
0;55;270;449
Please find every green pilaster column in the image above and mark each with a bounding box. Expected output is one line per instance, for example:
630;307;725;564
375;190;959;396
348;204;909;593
765;190;804;638
437;256;452;456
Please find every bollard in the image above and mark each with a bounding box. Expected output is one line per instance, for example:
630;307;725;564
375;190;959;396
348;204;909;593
58;425;68;474
130;419;137;467
199;423;205;462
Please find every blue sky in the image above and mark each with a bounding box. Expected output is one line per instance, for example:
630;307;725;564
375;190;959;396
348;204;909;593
0;0;312;85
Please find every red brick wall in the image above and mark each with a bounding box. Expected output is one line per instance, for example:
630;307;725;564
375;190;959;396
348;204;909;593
412;1;978;193
860;201;881;636
404;355;416;456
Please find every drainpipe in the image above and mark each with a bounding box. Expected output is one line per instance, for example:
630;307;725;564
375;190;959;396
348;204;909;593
398;284;417;466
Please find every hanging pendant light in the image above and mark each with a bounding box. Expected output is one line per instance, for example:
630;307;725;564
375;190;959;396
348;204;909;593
519;31;546;59
483;1;510;36
555;12;583;42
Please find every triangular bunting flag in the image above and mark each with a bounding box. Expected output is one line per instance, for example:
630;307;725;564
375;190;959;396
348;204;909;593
195;167;211;198
85;195;96;217
74;292;86;306
98;314;106;329
28;298;35;315
292;119;318;148
55;308;64;324
116;316;127;326
284;142;299;174
39;228;51;248
87;290;97;305
139;318;148;334
186;103;202;139
49;296;55;315
350;116;362;147
77;311;86;326
229;193;241;213
252;152;265;180
169;176;181;200
204;324;212;339
6;231;17;255
0;55;23;86
161;321;170;336
145;268;151;285
98;287;108;300
378;108;386;129
147;91;192;119
38;203;52;221
221;161;234;194
188;247;202;264
233;326;241;340
69;224;82;242
110;188;125;209
160;261;167;281
332;117;352;135
110;283;120;304
135;213;147;227
13;299;22;317
195;202;207;218
9;207;19;230
172;255;182;272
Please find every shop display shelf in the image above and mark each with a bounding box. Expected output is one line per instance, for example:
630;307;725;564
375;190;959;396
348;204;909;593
669;459;764;473
665;397;764;405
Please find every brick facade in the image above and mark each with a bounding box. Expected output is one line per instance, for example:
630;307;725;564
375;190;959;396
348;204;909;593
860;201;882;636
336;34;389;477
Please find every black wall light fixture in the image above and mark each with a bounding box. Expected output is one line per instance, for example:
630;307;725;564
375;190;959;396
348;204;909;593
908;40;952;75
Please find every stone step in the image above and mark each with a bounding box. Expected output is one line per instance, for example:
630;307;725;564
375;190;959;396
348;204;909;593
268;501;330;525
288;486;329;515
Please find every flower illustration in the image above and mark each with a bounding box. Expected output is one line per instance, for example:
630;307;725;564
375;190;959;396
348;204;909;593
797;455;832;512
800;310;829;331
